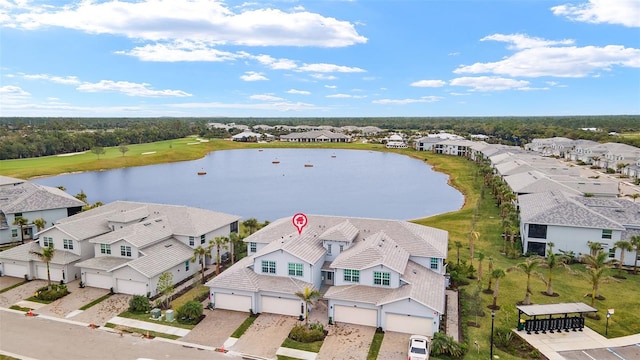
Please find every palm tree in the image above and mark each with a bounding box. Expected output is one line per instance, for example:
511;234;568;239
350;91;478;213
630;193;640;203
242;218;259;235
581;250;614;305
539;242;569;296
490;268;506;309
75;190;88;204
477;252;485;283
469;231;479;267
12;216;29;244
614;240;633;277
587;241;603;257
454;241;462;266
212;236;229;275
294;286;321;325
33;218;47;232
228;232;242;265
631;235;640;275
509;258;542;305
191;246;208;284
485;256;494;293
30;244;56;288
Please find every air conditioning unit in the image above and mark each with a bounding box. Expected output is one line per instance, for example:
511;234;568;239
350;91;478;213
150;308;161;320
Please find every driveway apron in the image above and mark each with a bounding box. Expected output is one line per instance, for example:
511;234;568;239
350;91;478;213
317;323;376;360
229;314;298;358
181;308;248;347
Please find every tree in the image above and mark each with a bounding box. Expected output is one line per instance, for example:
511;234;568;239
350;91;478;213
91;146;105;159
509;258;542;305
177;300;203;324
228;232;242;265
242;218;259;235
485;256;494;293
631;235;640;275
33;218;47;232
469;231;479;266
56;185;66;191
614;240;633;277
477;252;485;283
30;244;55;288
191;246;208;284
75;190;88;204
587;241;603;257
12;216;29;244
630;193;640;202
490;268;506;309
454;241;462;266
211;236;229;275
157;272;174;309
118;144;129;157
295;286;321;325
581;250;614;306
539;242;569;296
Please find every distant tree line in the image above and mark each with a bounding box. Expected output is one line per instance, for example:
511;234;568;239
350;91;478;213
1;116;639;160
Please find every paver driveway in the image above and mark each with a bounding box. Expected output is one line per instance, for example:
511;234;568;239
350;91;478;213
0;279;47;308
181;308;248;347
317;323;376;360
230;314;298;358
71;293;131;326
377;331;408;360
37;280;109;318
0;276;24;290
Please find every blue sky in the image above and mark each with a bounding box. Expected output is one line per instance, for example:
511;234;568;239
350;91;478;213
1;0;639;117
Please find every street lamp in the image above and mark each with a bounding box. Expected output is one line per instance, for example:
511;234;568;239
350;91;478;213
606;309;614;336
490;310;496;359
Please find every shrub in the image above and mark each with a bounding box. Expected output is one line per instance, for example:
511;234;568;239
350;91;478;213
35;284;68;301
430;332;467;358
177;300;203;324
289;323;326;343
129;295;151;313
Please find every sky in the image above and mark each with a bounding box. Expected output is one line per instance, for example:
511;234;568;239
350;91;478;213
0;0;639;118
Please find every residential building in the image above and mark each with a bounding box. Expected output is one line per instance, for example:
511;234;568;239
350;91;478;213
207;215;448;337
279;130;351;143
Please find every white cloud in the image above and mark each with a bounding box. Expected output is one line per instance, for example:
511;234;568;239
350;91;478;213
253;54;298;70
76;80;192;97
240;71;268;81
0;85;30;104
326;94;366;99
310;74;337;80
455;34;640;78
22;73;81;85
170;100;320;112
250;94;284;101
372;96;442;105
298;63;365;73
117;41;241;62
287;89;311;95
324;85;337;89
410;79;446;87
450;76;530;91
4;0;367;47
551;0;640;27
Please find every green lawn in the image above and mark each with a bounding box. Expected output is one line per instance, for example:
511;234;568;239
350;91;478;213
170;284;209;311
79;293;113;310
280;338;324;353
231;314;259;338
366;331;384;360
103;322;180;340
117;310;195;330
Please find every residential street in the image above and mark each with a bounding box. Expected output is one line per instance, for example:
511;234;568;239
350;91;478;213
0;310;238;360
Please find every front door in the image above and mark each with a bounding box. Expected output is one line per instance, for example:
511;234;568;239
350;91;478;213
323;271;334;285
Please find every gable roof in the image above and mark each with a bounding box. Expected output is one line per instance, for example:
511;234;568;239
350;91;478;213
255;230;327;265
0;242;81;265
0;182;85;214
331;231;409;274
319;220;359;243
89;217;173;248
119;238;194;278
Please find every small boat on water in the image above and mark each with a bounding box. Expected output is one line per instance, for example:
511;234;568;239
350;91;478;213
197;168;207;175
272;160;280;164
304;163;314;167
331;154;337;158
258;149;263;152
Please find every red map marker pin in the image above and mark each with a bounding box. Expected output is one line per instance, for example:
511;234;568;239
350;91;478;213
292;213;308;235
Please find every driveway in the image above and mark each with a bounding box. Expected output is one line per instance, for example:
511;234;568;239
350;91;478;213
0;276;24;290
230;314;298;358
181;308;248;347
377;331;408;360
0;279;47;308
68;293;131;326
317;323;376;360
37;280;109;318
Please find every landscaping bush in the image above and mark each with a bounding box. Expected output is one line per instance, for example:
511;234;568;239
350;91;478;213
430;332;467;358
288;323;326;343
129;295;151;313
176;300;203;325
34;284;68;302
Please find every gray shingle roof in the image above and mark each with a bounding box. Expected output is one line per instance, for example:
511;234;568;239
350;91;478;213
74;256;131;271
0;182;85;214
89;217;173;247
206;256;260;292
331;231;409;274
319;220;359;243
121;238;194;278
0;242;80;264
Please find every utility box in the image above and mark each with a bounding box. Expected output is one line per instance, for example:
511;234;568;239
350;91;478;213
150;308;161;320
165;309;174;322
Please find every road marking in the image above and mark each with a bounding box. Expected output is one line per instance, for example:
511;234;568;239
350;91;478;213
607;347;626;360
581;350;597;360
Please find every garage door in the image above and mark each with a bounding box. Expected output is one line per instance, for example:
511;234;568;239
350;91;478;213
36;265;63;282
3;263;27;278
214;293;251;313
85;273;113;289
385;313;433;337
334;305;377;327
261;296;300;317
116;279;147;295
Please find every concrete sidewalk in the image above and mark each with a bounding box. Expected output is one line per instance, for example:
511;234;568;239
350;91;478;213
108;316;191;337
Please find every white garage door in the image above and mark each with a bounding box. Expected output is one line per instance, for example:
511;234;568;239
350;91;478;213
261;296;300;317
214;293;251;313
385;313;433;337
3;263;27;278
36;265;63;282
116;279;147;295
85;273;113;289
334;305;377;327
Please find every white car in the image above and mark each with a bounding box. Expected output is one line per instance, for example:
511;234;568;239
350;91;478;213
408;335;430;360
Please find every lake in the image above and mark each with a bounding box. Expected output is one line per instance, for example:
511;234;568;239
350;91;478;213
33;149;464;221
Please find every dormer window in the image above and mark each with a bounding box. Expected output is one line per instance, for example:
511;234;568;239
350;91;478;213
327;244;332;255
121;246;132;257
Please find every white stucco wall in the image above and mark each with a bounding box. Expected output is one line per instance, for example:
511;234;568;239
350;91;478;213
522;223;620;258
254;250;315;283
334;265;400;288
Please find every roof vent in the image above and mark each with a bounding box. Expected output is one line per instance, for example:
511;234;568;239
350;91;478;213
164;243;173;248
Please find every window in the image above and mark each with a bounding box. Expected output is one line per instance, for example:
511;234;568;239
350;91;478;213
200;234;206;244
11;229;18;237
339;245;344;253
250;242;257;253
528;224;547;239
100;244;111;254
120;246;132;257
15;213;22;217
261;260;276;274
288;263;303;277
327;244;332;255
189;236;195;246
374;272;390;286
42;236;53;247
230;221;239;233
602;229;612;239
430;258;439;270
344;269;360;283
185;260;190;271
608;248;616;258
63;239;73;250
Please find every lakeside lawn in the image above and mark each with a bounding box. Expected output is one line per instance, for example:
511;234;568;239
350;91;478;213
2;139;639;360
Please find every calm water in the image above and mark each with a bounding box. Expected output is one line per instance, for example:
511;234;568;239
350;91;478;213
33;149;463;221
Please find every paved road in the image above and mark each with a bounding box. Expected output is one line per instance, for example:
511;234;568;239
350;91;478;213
0;310;239;360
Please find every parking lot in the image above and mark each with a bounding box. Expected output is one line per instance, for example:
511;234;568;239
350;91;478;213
559;345;640;360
